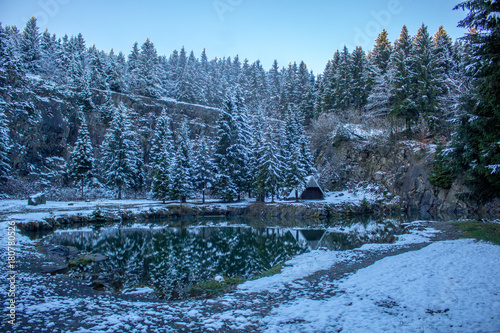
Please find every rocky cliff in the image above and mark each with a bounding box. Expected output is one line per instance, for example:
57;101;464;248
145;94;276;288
316;126;470;214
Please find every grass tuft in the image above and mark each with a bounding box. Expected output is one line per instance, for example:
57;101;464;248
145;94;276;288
452;221;500;245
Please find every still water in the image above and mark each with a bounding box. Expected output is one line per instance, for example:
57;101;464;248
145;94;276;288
35;217;402;299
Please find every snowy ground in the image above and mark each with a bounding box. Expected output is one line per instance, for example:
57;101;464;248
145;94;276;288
1;217;499;332
0;186;390;225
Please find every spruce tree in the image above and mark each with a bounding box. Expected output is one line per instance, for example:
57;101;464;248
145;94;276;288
213;91;239;202
192;136;215;204
101;103;144;199
411;24;446;133
453;0;500;201
390;25;417;132
254;122;284;202
170;121;194;203
21;16;41;73
71;112;94;199
139;38;161;98
150;109;174;202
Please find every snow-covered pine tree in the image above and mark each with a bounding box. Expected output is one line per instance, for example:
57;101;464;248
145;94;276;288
100;102;144;199
192;135;215;204
390;25;417;133
71;111;94;200
150;109;174;202
127;41;141;95
335;46;353;111
106;50;126;93
20;16;41;73
175;51;201;104
282;105;307;201
170;121;194;203
366;30;393;118
432;25;456;131
88;44;107;90
315;50;340;115
139;38;161;98
411;23;446;134
213;90;240;202
452;0;500;201
231;88;254;199
0;107;11;185
253;121;284;202
40;29;57;78
350;46;369;111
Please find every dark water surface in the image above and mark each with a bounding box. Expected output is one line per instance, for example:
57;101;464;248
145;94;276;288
32;216;404;299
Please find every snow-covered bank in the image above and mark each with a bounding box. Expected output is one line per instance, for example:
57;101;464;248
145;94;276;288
1;216;499;332
264;239;500;332
0;187;397;230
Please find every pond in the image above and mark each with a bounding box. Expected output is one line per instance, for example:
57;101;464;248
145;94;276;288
33;217;403;299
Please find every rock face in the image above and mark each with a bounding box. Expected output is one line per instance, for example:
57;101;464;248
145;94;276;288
318;135;470;213
28;192;46;206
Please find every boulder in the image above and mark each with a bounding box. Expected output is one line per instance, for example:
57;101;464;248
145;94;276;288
28;192;46;206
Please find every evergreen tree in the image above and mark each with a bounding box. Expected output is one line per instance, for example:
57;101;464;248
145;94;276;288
366;30;393;117
212;91;240;202
40;29;57;78
390;25;417;132
71;112;94;199
101;103;144;199
428;139;454;189
192;135;215;204
335;46;353;111
127;41;141;94
453;0;500;201
350;46;369;111
253;121;284;202
0;108;11;185
150;109;174;202
139;38;161;98
282;105;308;201
20;16;41;73
411;24;446;133
170;121;194;203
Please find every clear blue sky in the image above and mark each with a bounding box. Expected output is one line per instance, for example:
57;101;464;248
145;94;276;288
0;0;468;74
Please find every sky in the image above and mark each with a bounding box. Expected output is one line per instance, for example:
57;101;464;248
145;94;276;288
0;0;468;74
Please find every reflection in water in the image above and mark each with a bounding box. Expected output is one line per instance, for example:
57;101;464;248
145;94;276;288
40;219;399;299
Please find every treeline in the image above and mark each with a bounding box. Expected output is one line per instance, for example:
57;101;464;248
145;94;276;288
315;24;471;137
71;88;313;202
0;17;315;120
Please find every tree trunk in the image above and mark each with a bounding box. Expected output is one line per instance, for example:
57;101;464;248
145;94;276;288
118;185;122;200
202;188;205;204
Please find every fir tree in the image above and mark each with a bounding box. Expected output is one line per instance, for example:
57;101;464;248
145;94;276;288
139;38;161;98
428;140;454;189
213;91;240;202
390;25;417;132
192;135;215;204
150;109;174;202
170;121;194;203
71;112;94;199
350;46;369;111
253;122;284;202
411;24;446;133
20;16;41;73
453;0;500;201
282;105;308;201
100;103;144;199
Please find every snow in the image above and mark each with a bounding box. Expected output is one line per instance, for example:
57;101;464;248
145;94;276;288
264;239;500;332
1;215;500;331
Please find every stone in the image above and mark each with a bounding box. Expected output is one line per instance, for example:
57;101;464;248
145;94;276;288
28;192;46;206
42;264;68;275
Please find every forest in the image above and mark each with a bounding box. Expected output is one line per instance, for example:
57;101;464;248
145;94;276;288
0;0;498;204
